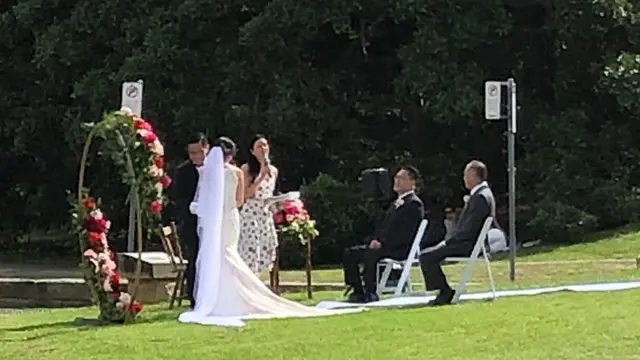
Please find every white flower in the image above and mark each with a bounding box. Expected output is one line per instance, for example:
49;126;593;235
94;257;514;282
103;279;113;292
136;129;151;138
115;301;125;310
155;182;163;196
89;210;103;220
150;139;164;156
149;165;163;178
119;106;134;116
119;292;132;305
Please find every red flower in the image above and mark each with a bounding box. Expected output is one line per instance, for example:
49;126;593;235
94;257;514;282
81;197;96;210
159;175;172;189
274;211;285;224
141;131;158;143
88;232;103;248
110;272;121;287
85;216;109;233
150;200;163;214
128;301;143;314
154;156;165;168
133;117;153;132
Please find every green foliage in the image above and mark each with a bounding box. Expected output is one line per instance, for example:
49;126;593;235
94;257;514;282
525;199;599;243
2;0;640;261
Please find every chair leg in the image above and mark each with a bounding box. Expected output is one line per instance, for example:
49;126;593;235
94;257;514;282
177;271;185;307
482;250;496;300
169;272;181;309
393;263;413;296
377;264;393;296
452;256;478;304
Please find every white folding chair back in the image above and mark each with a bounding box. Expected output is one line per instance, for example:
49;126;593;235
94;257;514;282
376;219;428;296
449;217;496;303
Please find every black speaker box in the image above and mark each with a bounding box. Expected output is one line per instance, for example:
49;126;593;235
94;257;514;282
361;168;391;200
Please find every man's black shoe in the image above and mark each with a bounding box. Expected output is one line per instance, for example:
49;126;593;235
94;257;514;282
427;288;454;307
363;292;380;303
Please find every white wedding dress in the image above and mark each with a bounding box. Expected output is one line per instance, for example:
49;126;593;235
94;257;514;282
178;147;363;327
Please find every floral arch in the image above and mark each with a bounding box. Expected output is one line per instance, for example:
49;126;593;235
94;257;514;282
70;108;170;323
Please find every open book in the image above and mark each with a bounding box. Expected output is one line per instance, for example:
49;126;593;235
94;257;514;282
263;191;300;208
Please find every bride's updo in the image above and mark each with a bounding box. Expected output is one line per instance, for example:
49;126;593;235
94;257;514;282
213;136;237;160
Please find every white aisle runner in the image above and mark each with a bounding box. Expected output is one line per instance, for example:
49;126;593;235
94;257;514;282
315;281;640;310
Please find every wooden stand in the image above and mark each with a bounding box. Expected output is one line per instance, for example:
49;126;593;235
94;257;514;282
305;241;313;299
269;246;280;294
270;239;313;299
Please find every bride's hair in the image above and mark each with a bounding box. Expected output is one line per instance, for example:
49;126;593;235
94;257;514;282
213;136;237;158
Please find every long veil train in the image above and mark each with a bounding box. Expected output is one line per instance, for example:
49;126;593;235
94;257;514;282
179;147;364;327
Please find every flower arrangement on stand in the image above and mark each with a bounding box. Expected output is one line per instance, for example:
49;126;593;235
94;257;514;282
70;108;170;323
274;198;319;299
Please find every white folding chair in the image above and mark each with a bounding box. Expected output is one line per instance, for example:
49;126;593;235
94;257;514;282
446;217;496;304
376;219;429;296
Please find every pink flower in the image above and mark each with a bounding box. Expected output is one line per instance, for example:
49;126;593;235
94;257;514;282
150;200;163;214
133;118;153;132
150;139;164;156
136;129;158;143
274;212;285;224
159;175;172;189
296;210;310;221
284;199;304;215
285;214;294;222
83;249;98;259
154;156;165;168
100;258;117;274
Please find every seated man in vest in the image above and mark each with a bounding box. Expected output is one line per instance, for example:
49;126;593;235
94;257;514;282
419;160;495;306
342;166;424;303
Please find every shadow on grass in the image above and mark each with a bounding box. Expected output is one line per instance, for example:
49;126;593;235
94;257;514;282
0;307;180;341
0;320;95;342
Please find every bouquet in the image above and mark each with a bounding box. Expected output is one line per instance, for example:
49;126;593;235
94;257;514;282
273;199;319;245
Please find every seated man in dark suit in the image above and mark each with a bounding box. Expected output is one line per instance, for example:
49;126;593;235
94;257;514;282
419;160;495;306
342;166;424;303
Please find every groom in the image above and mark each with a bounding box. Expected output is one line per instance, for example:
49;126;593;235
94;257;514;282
342;166;424;302
172;133;209;308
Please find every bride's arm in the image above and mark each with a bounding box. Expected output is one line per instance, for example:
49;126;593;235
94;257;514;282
236;168;245;208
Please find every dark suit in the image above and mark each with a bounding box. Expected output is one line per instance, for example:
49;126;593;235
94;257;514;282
172;160;200;307
419;184;495;292
342;192;424;295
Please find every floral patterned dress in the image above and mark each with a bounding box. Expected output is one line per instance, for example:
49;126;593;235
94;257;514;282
238;174;278;273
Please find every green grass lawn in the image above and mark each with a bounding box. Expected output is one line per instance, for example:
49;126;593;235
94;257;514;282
1;289;639;360
1;226;640;360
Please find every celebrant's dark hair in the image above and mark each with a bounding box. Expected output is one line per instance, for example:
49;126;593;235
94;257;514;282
247;134;267;182
213;136;237;158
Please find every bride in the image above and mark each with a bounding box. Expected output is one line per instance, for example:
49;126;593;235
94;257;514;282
178;137;363;327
